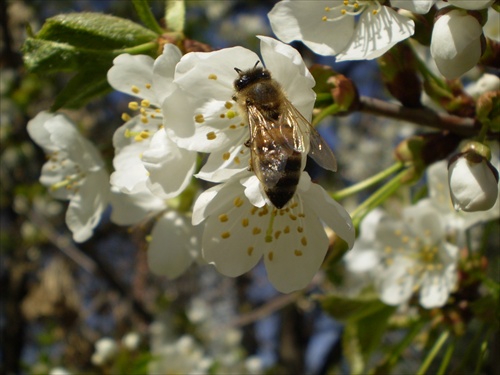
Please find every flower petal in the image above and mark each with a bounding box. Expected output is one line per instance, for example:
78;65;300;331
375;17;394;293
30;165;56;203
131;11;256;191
65;169;110;242
268;0;354;56
148;211;198;279
376;257;415;305
151;44;182;104
335;5;415;62
141;129;196;199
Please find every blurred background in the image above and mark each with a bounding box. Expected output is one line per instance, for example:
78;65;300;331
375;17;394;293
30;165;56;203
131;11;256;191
5;1;494;374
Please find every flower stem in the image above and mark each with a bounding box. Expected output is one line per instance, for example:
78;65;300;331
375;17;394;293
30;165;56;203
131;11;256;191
350;168;407;227
416;330;450;375
132;0;164;34
331;162;404;201
476;121;490;143
436;340;455;375
312;103;340;127
116;41;159;56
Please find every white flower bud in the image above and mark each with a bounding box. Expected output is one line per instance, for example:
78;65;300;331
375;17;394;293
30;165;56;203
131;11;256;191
448;155;499;212
430;9;483;79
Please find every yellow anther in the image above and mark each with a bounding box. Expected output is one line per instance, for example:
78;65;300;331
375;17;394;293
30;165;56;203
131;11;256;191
219;214;229;222
195;114;205;123
274;230;281;239
141;99;150;107
221;231;231;239
297;226;303;233
145;83;152;89
325;6;330;11
206;131;217;140
226;110;236;119
225;101;233;109
284;226;290;234
247;246;254;256
222;152;231;160
242;218;249;227
140;116;149;124
294;250;303;257
121;113;131;122
252;227;261;235
289;214;297;221
268;251;274;261
301;237;307;246
265;235;273;243
322;16;328;21
229;124;237;129
234;157;241;165
234;197;244;207
208;73;217;80
128;102;139;110
131;85;140;94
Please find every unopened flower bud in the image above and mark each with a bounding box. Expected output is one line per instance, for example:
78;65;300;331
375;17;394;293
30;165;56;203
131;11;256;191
448;147;499;212
431;9;484;79
327;73;360;114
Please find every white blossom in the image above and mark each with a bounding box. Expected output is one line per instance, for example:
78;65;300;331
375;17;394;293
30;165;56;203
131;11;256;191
447;0;494;10
192;172;354;293
27;111;110;242
108;44;196;198
267;0;417;61
91;337;119;366
346;200;459;308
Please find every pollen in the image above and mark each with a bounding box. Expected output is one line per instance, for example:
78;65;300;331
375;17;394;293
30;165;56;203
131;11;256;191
242;218;249;227
141;99;150;108
372;9;378;15
252;227;261;235
140;116;149;124
225;101;233;109
301;237;307;246
325;6;330;11
206;131;217;140
226;110;236;119
195;114;205;123
221;231;231;239
134;130;150;141
322;16;327;21
294;250;303;257
208;73;217;80
128;101;139;110
218;214;229;222
268;251;274;261
247;246;254;256
234;197;244;207
121;113;131;122
222;152;231;160
145;83;152;89
131;85;140;94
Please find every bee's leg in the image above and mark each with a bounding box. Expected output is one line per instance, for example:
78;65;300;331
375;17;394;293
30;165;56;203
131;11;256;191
247;160;253;172
244;139;251;147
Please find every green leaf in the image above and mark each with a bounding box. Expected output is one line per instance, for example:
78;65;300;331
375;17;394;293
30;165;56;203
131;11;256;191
36;13;158;49
357;304;396;361
165;0;185;33
22;38;113;73
51;69;111;110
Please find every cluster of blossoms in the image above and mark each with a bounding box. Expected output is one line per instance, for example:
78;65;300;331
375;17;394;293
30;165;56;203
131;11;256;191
28;36;355;293
27;0;499;301
343;153;500;308
269;0;497;78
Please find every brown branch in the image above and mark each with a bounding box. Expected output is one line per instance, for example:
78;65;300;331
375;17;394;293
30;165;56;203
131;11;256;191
359;96;480;137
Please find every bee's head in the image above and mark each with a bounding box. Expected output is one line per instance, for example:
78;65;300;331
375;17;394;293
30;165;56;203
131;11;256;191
234;61;271;91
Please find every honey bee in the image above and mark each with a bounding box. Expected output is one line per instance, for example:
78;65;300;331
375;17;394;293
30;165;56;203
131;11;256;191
233;62;337;209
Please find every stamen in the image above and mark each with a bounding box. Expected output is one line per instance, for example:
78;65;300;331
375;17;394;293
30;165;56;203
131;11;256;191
131;85;140;94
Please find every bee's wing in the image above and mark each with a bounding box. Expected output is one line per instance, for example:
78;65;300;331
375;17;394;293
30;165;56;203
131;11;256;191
247;105;294;187
281;99;338;172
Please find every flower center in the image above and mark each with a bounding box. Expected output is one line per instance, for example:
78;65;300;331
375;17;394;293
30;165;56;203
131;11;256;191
321;0;381;22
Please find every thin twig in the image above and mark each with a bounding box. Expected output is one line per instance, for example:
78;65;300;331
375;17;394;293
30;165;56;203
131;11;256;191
359;96;480;137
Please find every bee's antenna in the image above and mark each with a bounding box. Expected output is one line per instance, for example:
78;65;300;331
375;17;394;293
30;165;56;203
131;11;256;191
253;61;260;68
234;67;242;75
